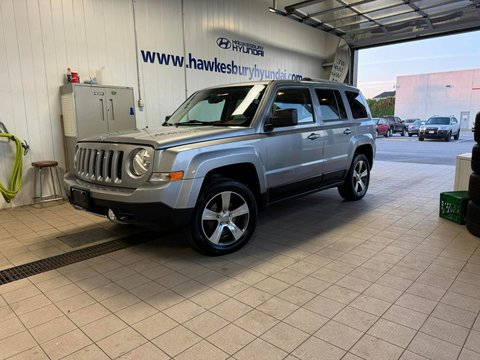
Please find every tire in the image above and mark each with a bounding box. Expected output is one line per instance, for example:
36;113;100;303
466;201;480;238
419;136;424;141
472;144;480;174
445;132;451;142
188;178;257;255
408;133;413;137
469;172;480;205
338;153;370;201
454;129;460;140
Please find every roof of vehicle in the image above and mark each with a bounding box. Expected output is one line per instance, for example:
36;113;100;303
203;80;362;92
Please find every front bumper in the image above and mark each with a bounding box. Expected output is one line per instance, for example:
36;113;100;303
419;129;449;138
64;172;195;228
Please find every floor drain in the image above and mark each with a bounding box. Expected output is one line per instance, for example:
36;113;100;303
0;231;156;286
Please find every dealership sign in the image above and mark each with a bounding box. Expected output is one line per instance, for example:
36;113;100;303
216;37;265;57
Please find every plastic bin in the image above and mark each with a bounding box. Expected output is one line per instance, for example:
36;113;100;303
439;191;470;224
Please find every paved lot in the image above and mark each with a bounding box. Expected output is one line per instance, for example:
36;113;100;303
0;160;479;359
376;131;475;165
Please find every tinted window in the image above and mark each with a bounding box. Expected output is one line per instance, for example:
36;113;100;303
345;91;369;119
426;117;450;125
315;89;347;121
272;88;314;124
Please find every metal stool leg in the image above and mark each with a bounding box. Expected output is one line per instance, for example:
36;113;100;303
39;168;43;202
50;167;57;199
55;166;64;198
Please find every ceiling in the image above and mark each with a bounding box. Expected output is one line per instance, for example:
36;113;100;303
270;0;480;49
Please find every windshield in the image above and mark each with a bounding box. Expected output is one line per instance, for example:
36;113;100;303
413;120;423;125
167;85;266;127
426;117;450;125
372;118;380;124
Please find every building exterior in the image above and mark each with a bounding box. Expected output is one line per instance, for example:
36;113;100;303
394;69;480;129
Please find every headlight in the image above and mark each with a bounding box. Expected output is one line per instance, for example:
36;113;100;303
131;148;151;176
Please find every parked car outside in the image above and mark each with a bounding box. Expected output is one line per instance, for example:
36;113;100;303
419;116;460;141
405;119;425;137
64;80;376;255
373;118;390;137
382;115;406;136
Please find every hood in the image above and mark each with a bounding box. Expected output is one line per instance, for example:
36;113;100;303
78;126;256;149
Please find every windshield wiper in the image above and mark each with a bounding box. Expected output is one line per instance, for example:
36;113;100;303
176;120;217;126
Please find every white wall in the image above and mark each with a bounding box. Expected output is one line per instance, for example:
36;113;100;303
0;0;339;209
395;69;480;128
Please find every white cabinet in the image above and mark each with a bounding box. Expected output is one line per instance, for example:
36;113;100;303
60;84;136;170
454;153;472;191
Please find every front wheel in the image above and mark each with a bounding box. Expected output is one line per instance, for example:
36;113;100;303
419;136;424;141
408;133;413;137
445;132;451;142
338;154;370;201
188;178;257;255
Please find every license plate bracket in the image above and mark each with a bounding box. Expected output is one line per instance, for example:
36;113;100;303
71;188;89;210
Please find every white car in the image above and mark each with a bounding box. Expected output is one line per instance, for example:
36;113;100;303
419;116;460;142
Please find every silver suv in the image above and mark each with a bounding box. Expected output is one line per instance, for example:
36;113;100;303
64;80;376;255
419;115;461;141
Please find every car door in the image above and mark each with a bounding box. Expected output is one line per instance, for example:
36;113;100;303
264;87;324;200
316;87;354;182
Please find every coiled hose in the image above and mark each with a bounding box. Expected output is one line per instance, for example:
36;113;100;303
0;133;24;203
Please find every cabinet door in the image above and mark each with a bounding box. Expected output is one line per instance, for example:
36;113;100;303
106;88;136;132
75;86;109;139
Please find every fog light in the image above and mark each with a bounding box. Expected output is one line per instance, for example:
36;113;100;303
107;208;117;221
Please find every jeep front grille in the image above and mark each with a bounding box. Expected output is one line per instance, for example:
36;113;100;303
75;147;124;184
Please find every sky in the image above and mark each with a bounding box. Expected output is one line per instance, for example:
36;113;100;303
357;30;480;99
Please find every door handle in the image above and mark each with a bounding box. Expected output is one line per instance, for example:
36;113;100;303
110;99;115;121
99;99;105;121
307;133;321;140
343;128;352;135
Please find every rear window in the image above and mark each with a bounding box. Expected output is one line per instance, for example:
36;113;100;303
345;91;369;119
315;89;347;121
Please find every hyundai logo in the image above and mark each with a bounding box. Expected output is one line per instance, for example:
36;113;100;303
216;37;231;49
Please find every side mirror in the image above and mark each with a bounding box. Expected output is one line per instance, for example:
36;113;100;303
265;108;298;131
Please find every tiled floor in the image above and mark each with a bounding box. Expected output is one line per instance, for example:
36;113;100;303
0;160;479;360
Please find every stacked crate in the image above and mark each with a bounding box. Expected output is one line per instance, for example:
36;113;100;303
466;112;480;237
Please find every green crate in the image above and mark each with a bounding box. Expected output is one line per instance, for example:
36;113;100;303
439;191;470;224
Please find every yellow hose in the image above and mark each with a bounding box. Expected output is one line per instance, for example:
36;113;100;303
0;133;23;203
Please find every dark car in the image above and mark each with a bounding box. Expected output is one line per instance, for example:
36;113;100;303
382;116;406;136
373;118;390;137
405;119;425;137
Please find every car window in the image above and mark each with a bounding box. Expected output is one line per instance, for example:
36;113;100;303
272;88;314;124
345;91;369;119
315;89;346;121
426;117;450;125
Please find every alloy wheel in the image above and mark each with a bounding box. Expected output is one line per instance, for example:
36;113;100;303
201;191;250;246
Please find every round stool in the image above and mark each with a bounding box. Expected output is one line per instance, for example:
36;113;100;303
32;160;64;205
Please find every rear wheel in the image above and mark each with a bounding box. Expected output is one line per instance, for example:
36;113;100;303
408;133;413;137
188;178;257;255
419;136;424;141
338;154;370;201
